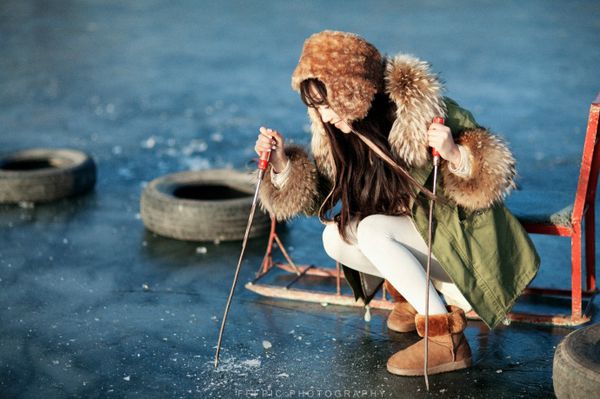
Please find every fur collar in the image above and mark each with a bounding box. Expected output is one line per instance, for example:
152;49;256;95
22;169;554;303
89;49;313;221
385;54;446;167
308;53;446;173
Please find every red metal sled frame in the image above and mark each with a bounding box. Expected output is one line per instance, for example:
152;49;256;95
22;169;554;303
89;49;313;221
245;218;595;327
514;93;600;325
246;93;600;327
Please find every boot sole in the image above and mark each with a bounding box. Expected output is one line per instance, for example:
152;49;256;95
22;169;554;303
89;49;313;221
386;357;472;376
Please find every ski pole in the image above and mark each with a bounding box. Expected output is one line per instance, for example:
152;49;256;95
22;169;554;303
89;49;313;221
424;116;444;390
214;150;271;368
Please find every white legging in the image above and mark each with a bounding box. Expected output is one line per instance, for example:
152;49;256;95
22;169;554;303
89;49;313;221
322;214;472;315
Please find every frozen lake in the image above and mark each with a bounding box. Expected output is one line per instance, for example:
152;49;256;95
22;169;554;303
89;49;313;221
1;0;599;397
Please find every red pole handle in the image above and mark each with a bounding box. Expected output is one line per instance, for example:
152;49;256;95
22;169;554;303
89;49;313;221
431;117;445;158
258;151;271;171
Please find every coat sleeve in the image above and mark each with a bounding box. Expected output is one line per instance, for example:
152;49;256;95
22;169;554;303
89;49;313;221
440;100;517;210
258;144;330;220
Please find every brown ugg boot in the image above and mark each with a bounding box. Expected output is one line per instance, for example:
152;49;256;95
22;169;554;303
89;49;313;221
384;281;417;333
386;306;472;376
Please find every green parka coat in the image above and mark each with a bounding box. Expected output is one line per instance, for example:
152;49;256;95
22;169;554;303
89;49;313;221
408;100;540;328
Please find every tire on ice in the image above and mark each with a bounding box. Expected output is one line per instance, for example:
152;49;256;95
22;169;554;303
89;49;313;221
553;323;600;398
140;169;270;242
0;148;97;203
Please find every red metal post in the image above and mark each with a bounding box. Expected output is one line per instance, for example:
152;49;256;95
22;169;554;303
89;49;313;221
570;99;600;300
571;224;583;320
260;217;278;274
584;101;600;291
585;205;596;291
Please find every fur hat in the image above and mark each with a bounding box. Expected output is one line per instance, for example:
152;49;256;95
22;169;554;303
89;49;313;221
291;30;384;122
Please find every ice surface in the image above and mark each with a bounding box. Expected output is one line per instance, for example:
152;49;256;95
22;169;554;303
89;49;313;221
0;1;598;398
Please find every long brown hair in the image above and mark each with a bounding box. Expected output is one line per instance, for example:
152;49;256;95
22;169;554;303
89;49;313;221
300;78;431;242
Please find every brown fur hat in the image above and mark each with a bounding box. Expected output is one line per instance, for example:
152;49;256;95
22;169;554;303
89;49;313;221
291;30;384;122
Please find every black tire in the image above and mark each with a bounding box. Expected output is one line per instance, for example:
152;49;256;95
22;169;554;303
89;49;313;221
553;323;600;399
140;169;271;242
0;148;97;203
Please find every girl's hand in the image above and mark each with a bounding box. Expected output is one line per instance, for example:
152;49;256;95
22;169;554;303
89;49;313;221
255;127;289;173
427;122;461;167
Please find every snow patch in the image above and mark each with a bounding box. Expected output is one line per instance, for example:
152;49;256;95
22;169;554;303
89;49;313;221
212;356;262;373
